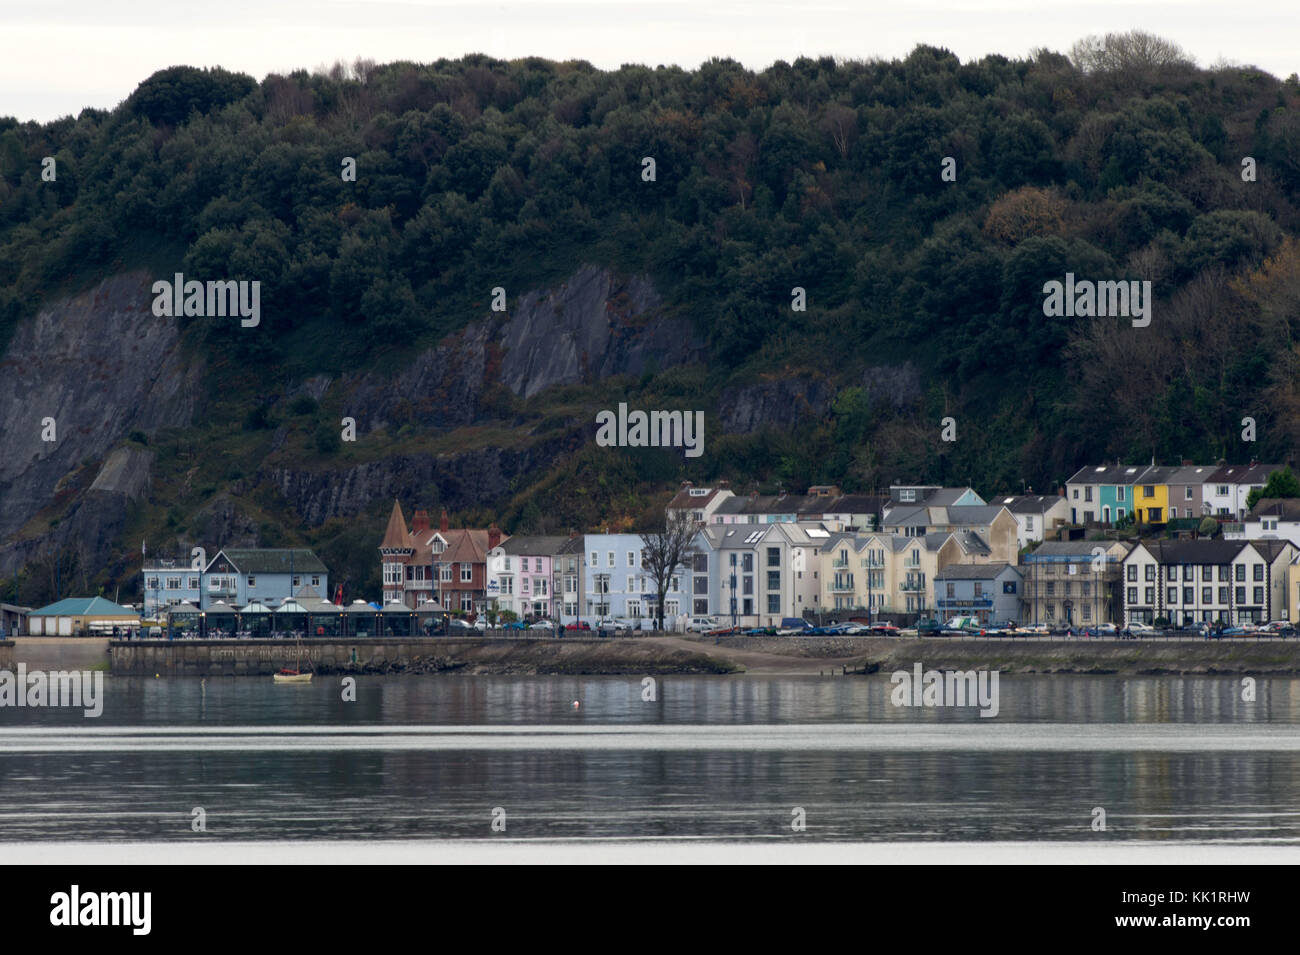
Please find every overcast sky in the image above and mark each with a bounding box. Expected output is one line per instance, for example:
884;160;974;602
3;0;1296;123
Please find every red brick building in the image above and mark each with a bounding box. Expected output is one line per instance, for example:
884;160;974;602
380;501;504;612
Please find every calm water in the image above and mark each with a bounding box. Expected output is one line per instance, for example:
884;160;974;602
3;674;1300;843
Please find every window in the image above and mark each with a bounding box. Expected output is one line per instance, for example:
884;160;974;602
504;557;512;571
1184;587;1193;604
1253;564;1264;582
607;552;615;568
1236;587;1246;604
1202;588;1212;603
1045;581;1055;596
627;552;636;567
188;576;199;590
1117;487;1125;502
1167;587;1178;604
247;575;256;587
1144;565;1156;581
694;576;708;595
1072;488;1079;499
1127;566;1137;582
1235;565;1246;582
973;582;983;597
440;564;452;582
743;576;753;595
767;571;780;591
1217;485;1229;496
461;594;473;612
1254;587;1265;604
534;558;542;573
589;552;597;567
767;595;780;613
742;553;753;572
460;564;473;582
146;577;160;590
1085;487;1093;502
730;553;737;567
1118;508;1126;519
1143;485;1154;498
1218;587;1229;604
1183;566;1194;581
1127;587;1138;604
292;576;301;588
406;566;414;581
1219;565;1230;581
1027;516;1036;531
693;554;708;573
1081;581;1091;597
1145;587;1154;603
500;577;513;595
1082;605;1092;621
165;577;181;590
767;547;780;567
900;489;916;502
946;583;955;598
1186;487;1193;500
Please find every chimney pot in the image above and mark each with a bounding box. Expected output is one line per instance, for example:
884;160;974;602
440;510;449;532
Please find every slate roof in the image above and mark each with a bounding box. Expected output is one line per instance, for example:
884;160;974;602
498;535;570;556
1250;498;1300;521
935;562;1018;580
215;548;328;574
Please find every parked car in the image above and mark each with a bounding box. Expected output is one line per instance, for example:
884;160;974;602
503;620;529;631
473;618;490;632
777;617;813;635
529;619;556;631
565;621;592;631
685;616;721;633
448;618;474;633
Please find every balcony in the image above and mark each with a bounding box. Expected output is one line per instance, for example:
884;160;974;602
899;579;926;592
831;558;849;569
830;576;855;593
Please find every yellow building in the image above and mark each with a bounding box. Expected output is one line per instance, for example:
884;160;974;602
1133;466;1178;525
26;597;140;636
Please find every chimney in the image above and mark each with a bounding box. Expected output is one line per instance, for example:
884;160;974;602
569;528;578;539
412;509;430;534
1181;459;1192;467
681;481;693;489
488;526;502;550
440;509;449;532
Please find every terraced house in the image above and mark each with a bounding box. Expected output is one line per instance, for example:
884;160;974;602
1065;464;1144;525
1121;539;1295;626
818;530;988;618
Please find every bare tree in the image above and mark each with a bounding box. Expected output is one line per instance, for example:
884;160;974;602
640;511;697;632
1069;31;1195;78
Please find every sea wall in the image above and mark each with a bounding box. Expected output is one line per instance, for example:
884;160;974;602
107;637;736;676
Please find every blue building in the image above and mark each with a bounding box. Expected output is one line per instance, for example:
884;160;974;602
580;533;686;624
143;548;329;614
933;562;1023;626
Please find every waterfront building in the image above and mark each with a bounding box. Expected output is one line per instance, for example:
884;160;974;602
1121;539;1294;626
380;501;503;612
1021;540;1132;626
933;563;1023;625
27;596;140;635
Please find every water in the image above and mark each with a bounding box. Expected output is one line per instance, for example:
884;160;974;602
3;674;1300;845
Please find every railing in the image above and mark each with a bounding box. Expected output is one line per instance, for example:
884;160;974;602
899;580;926;592
830;579;855;593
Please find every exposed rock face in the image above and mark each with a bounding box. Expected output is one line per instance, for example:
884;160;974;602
497;264;705;399
266;436;574;527
718;378;834;434
346;321;491;434
862;363;923;408
0;272;201;573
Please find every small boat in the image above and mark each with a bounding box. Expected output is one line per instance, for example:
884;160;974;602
273;668;312;684
273;631;313;683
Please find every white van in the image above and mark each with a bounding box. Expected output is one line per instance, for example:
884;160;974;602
686;616;721;632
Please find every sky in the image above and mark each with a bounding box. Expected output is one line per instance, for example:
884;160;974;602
2;0;1297;122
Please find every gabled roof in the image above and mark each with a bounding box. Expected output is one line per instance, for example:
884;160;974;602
936;561;1018;580
666;487;723;511
1169;466;1214;485
998;494;1067;515
1135;466;1182;483
821;494;886;514
712;496;751;515
1249;498;1300;521
31;596;138;616
213;548;328;574
440;529;498;565
1249;539;1294;562
1133;539;1246;564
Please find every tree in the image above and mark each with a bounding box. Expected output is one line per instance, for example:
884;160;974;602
639;511;697;631
1247;467;1300;509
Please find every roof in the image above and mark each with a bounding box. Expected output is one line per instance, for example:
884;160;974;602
712;497;751;515
998;494;1066;515
214;548;328;574
556;536;586;555
381;501;413;551
666;486;729;511
1208;464;1282;485
936;562;1018;580
1169;466;1214;485
498;535;569;556
1133;540;1249;564
1250;539;1294;561
439;528;499;565
821;494;886;514
31;596;138;616
1067;464;1152;485
1250;498;1300;521
1025;540;1133;559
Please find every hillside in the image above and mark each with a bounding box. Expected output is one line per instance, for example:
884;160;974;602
1;35;1299;605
